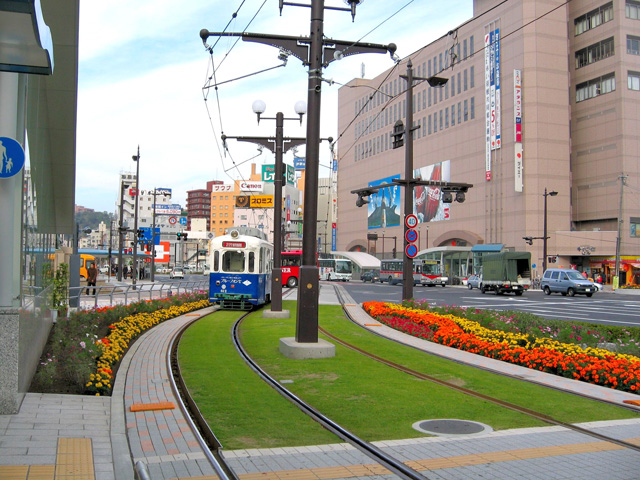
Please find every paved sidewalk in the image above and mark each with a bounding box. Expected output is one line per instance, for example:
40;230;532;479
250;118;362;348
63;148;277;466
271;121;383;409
2;284;640;480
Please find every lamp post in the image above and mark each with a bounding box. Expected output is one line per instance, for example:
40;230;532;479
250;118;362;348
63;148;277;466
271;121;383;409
542;188;558;273
222;100;307;312
132;146;141;289
117;181;130;281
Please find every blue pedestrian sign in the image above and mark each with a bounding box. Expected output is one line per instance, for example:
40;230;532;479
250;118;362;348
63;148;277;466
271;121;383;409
0;137;25;179
179;216;187;226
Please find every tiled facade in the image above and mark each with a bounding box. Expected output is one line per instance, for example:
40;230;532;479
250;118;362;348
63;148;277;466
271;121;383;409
337;0;640;282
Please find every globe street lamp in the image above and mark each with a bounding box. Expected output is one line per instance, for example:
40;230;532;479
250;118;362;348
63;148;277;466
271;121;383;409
542;188;558;273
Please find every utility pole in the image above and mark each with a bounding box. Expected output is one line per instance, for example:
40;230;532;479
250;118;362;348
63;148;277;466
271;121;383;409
201;1;396;343
132;146;141;289
615;173;627;285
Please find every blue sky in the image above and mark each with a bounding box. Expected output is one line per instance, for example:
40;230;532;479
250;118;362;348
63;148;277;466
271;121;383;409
74;0;474;213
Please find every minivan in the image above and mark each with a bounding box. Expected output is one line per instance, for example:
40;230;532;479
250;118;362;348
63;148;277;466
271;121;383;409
541;268;597;297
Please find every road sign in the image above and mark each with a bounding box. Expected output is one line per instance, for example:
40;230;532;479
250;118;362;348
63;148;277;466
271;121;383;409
405;214;418;229
405;229;418;243
405;244;418;258
179;217;187;226
0;137;25;178
168;217;177;225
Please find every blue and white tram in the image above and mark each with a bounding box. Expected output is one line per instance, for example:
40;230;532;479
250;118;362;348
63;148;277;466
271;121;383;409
208;229;273;310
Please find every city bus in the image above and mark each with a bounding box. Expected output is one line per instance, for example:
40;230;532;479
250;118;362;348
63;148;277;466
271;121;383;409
380;258;447;286
79;254;97;280
318;258;353;281
281;250;302;288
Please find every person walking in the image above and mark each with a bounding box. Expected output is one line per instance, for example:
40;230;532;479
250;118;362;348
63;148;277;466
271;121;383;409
86;262;98;295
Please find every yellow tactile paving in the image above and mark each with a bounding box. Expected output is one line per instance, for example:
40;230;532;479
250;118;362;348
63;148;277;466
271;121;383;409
55;438;94;480
218;436;640;480
0;465;29;480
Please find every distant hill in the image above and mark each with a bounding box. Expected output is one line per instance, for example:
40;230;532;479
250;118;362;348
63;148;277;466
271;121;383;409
76;210;115;231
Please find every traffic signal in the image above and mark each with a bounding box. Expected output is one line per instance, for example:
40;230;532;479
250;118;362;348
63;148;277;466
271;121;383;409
137;228;144;239
176;232;182;240
548;256;557;264
182;233;188;240
392;120;404;149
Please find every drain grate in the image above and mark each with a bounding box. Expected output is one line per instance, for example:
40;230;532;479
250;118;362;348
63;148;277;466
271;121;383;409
413;419;493;437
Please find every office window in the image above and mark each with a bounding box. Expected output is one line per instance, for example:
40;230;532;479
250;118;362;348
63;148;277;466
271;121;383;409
470;35;474;56
439;87;443;102
428;88;432;107
463;39;467;59
428;59;431;77
576;72;616;102
451;104;456;126
575;37;615;68
628;0;640;18
439;110;443;130
422;116;426;137
458;101;462;124
457;72;461;94
428;115;432;134
464;99;468;121
628;35;640;55
422;88;426;109
464;69;468;91
470;97;475;119
403;99;406;118
450;75;455;97
629;71;640;90
439;52;443;71
576;2;613;35
433;112;438;132
470;66;475;88
445;108;449;128
445;82;449;99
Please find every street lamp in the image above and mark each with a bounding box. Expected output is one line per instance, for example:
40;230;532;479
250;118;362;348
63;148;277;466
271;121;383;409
222;101;307;312
132;146;141;289
542;188;558;273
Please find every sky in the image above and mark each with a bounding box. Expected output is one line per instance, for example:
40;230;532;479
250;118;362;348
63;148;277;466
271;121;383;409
74;0;474;213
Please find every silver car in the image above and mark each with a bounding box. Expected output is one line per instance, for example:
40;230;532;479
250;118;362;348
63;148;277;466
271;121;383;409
169;267;184;279
467;274;482;290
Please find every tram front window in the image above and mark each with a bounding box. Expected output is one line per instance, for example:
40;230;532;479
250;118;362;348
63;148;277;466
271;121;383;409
223;251;245;272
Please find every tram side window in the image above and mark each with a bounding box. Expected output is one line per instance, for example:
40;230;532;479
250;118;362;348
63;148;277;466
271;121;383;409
213;251;219;272
248;252;255;273
223;251;245;272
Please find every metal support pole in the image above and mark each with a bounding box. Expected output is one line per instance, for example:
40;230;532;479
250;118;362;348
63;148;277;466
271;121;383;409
296;0;324;343
117;183;126;281
151;189;157;283
543;189;549;274
615;174;627;282
402;61;415;302
132;146;140;289
272;112;284;311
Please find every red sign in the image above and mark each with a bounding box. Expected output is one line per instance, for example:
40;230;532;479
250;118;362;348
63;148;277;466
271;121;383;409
405;214;418;229
405;229;418;243
222;241;246;248
129;188;138;196
405;244;418;258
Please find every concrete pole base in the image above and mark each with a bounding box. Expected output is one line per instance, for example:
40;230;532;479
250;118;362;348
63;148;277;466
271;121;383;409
263;309;290;319
279;337;335;359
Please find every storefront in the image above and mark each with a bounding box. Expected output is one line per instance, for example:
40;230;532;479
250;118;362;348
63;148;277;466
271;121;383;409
589;257;640;286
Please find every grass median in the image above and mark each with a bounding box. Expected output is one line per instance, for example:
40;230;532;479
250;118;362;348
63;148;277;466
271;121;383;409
178;301;640;450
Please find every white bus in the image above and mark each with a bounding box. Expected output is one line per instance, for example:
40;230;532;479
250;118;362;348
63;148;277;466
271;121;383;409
319;258;353;281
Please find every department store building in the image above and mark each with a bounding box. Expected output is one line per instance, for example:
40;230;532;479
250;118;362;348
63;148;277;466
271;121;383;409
337;0;640;284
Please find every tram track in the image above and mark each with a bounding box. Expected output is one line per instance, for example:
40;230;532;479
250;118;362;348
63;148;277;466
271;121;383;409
167;287;640;480
329;283;640;454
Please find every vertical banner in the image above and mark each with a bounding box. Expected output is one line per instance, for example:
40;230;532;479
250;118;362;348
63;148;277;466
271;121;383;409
514;70;522;142
489;30;496;150
484;31;492;181
494;28;501;149
514;69;523;192
514;143;523;192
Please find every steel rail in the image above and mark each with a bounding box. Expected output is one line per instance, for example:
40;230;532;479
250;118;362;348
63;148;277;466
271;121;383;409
231;314;432;480
167;307;240;480
330;284;640;454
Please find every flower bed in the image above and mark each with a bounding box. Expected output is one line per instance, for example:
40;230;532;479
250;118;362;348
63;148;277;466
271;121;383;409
31;293;210;396
363;301;640;394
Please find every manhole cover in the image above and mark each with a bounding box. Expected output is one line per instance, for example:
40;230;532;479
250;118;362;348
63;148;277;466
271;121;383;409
413;419;493;437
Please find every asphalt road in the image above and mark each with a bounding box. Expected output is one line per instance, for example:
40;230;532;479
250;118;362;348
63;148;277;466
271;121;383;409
341;281;640;328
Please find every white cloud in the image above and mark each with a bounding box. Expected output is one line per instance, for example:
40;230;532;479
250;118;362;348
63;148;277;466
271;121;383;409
75;0;474;212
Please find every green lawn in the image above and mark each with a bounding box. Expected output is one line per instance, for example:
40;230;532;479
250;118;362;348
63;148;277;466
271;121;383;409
178;301;640;450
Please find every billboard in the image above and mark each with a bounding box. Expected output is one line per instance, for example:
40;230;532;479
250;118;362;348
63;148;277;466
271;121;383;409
262;164;295;185
413;160;451;223
367;175;401;229
154;204;181;215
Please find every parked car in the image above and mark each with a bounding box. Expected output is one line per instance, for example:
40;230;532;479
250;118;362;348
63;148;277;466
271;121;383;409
361;269;380;283
99;265;109;274
467;274;482;290
541;268;597;297
169;267;185;279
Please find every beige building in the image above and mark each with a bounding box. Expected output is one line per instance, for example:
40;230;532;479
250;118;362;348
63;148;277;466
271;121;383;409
337;0;640;284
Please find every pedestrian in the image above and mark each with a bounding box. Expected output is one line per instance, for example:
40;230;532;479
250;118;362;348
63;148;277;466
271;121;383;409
86;262;98;295
582;271;588;278
123;265;129;279
596;274;603;284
